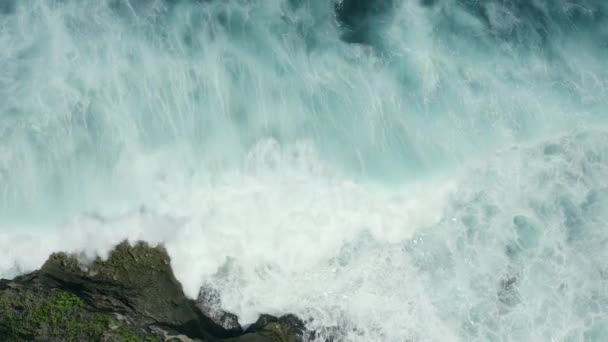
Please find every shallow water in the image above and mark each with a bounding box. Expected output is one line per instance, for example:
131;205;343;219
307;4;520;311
1;1;608;340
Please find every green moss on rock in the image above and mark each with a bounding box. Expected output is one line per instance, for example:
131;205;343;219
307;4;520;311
0;288;113;341
0;240;311;342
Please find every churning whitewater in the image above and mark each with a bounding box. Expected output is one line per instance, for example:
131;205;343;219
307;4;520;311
1;0;608;340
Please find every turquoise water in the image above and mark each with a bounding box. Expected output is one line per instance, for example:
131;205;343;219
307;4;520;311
1;1;607;340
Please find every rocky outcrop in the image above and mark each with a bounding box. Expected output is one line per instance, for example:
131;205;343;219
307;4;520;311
196;285;242;335
232;314;309;342
0;241;309;342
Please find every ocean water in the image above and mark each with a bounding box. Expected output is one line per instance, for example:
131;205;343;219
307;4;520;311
1;0;608;340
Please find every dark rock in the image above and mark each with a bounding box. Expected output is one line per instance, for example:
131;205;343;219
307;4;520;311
0;276;164;341
247;314;306;337
37;241;233;340
0;240;309;342
225;314;310;342
196;285;242;335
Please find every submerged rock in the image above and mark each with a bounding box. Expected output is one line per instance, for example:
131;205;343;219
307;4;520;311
0;241;310;342
226;314;309;342
196;285;242;335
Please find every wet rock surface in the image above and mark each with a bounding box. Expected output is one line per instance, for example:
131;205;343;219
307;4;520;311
196;285;242;336
0;241;310;342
